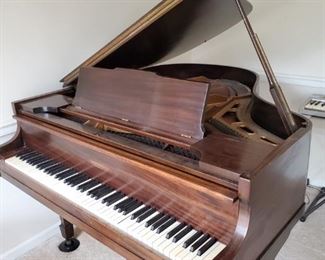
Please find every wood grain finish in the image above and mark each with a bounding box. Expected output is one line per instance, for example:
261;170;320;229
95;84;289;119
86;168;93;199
20;94;72;114
193;133;275;178
219;127;311;259
59;218;75;240
17;118;239;244
74;67;209;144
0;61;312;259
0;114;311;260
19;111;238;188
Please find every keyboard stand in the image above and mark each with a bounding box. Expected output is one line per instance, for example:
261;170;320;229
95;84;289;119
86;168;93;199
300;186;325;222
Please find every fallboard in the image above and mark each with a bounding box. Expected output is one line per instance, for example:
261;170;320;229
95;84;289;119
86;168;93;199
73;67;209;144
18;118;238;244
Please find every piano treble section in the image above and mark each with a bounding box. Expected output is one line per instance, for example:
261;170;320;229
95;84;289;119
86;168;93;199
5;148;226;260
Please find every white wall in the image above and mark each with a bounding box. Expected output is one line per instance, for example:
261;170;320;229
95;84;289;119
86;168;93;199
0;0;324;258
0;152;59;260
189;0;325;81
0;1;159;258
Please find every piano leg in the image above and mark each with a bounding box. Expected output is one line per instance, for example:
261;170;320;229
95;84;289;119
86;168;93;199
58;217;80;252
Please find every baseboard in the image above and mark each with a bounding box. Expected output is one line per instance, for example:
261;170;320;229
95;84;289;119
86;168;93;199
0;222;60;260
258;72;325;89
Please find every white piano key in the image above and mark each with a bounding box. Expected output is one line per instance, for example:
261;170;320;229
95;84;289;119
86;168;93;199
5;154;226;260
192;242;219;260
118;216;138;231
203;242;226;260
114;204;145;224
127;211;159;233
111;205;145;228
101;199;130;220
174;234;204;260
151;221;180;249
165;230;196;258
130;211;160;235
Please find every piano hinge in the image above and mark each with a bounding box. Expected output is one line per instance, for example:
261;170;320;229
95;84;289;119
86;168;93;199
181;134;192;139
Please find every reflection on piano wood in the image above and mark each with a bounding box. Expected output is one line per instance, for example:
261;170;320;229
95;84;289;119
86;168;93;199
0;0;312;259
6;148;226;259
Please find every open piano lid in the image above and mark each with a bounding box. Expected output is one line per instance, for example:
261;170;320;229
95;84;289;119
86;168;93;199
61;0;252;86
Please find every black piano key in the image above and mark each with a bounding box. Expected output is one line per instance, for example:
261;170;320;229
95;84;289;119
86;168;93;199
101;191;118;203
102;192;123;205
190;234;210;252
64;173;83;184
77;179;99;190
95;187;114;200
43;162;62;173
118;198;137;213
20;151;39;160
87;184;112;198
150;215;170;231
197;237;217;256
87;184;114;194
48;165;68;176
123;201;142;215
172;226;192;243
26;155;44;164
69;174;90;187
87;184;106;196
31;156;50;169
37;159;57;169
114;197;134;211
166;222;186;239
131;205;151;220
16;147;32;157
25;153;43;161
183;231;203;248
43;162;58;171
44;163;66;175
156;217;176;234
27;157;44;166
106;193;125;206
17;148;32;157
55;169;78;180
65;172;85;186
34;156;50;163
77;179;100;192
145;212;165;228
118;198;136;211
17;150;33;159
136;208;156;223
92;184;113;197
30;156;49;166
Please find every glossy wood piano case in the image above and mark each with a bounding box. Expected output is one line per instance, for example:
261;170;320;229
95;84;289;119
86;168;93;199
0;0;311;259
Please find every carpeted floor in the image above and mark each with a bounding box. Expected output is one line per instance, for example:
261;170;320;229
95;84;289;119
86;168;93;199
18;187;325;260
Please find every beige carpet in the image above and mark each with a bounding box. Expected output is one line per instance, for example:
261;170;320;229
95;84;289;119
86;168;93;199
18;187;325;260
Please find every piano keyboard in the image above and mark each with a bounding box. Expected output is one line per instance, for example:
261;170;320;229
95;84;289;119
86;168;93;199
301;95;325;118
5;148;226;260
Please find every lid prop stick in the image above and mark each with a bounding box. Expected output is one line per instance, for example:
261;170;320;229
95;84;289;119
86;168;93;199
235;0;298;135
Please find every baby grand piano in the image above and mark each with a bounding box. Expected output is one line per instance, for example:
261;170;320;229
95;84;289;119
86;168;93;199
0;0;312;259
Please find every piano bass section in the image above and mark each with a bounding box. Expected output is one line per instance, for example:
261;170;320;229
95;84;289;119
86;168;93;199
0;0;312;259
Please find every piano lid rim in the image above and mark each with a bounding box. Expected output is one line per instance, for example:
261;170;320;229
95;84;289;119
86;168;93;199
61;0;253;86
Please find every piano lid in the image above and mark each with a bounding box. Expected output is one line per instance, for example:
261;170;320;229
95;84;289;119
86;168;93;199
61;0;252;86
